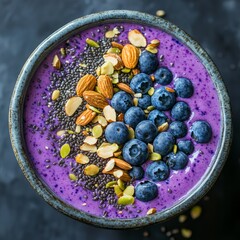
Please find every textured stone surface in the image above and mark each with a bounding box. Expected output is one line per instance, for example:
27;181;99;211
0;0;240;239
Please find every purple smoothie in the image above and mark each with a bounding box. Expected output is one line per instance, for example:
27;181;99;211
23;22;221;219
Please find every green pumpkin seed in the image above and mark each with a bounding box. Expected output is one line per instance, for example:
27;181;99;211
149;152;161;161
148;87;155;96
69;173;77;181
96;67;101;76
112;78;119;84
60;47;66;57
123;185;134;196
121;68;131;73
173;144;178;154
86;38;100;48
114;185;123;197
92;125;103;138
107;47;121;54
106;181;117;188
60;143;70;158
88;105;101;114
114;87;120;93
147;105;155;111
117;195;135;205
128;127;135;139
190;206;202;219
117;179;125;191
79;63;87;68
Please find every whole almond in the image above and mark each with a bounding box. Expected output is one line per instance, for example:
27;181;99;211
83;91;108;109
121;44;139;69
111;158;132;170
76;109;97;126
111;41;124;50
103;53;124;70
76;74;97;96
117;83;134;95
97;75;114;99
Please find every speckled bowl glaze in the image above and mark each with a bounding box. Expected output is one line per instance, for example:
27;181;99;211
9;10;232;229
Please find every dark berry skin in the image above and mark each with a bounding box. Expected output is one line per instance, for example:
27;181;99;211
169;121;188;138
190;120;212;143
148;109;168;127
166;151;189;170
146;161;170;181
174;77;194;98
105;122;129;145
130;73;152;94
135;120;158;143
153;132;175;156
154;67;173;85
138;51;159;74
151;87;176;111
177;140;194;155
138;95;151;109
171;101;191;121
129;166;144;180
111;91;133;113
124;107;146;129
135;181;158;202
122;139;148;165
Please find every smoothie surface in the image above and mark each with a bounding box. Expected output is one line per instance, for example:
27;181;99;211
23;22;221;219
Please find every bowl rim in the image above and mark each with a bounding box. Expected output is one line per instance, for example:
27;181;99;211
9;10;232;229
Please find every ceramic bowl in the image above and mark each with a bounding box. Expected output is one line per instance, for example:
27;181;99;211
9;10;232;229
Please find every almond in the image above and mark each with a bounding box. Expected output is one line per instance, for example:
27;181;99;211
97;75;114;99
103;105;116;122
117;113;124;122
132;68;140;75
80;143;97;152
103;167;131;182
75;153;90;164
128;29;147;47
76;74;97;96
83;136;98;145
146;208;157;215
121;44;139;69
52;55;61;69
97;143;119;159
83;91;108;109
111;41;124;50
65;96;83;116
102;159;115;173
111;158;132;170
117;83;134;95
76;109;97;126
103;53;124;70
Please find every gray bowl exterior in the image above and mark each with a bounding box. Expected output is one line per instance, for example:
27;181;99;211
9;10;232;229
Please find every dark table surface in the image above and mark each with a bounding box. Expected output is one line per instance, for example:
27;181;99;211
1;0;240;239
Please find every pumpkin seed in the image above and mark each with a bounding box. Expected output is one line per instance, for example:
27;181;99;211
134;93;142;98
117;179;125;191
96;67;101;76
60;47;66;57
86;38;100;48
133;97;138;106
84;164;99;176
60;143;70;158
57;130;66;137
121;68;131;73
51;89;60;101
158;122;169;132
101;61;114;75
69;173;77;181
147;105;155;111
148;87;155;96
105;30;115;38
117;195;135;205
190;205;202;219
179;215;187;223
88;105;101;113
114;87;120;93
97;116;108;127
107;47;121;54
128;126;135;139
149;152;161;161
75;125;81;133
173;144;178;154
181;229;192;239
92;125;103;138
148;143;154;153
146;45;158;54
106;181;117;188
123;185;134;196
114;185;123;197
52;55;61;69
156;10;166;17
79;63;87;68
112;78;119;84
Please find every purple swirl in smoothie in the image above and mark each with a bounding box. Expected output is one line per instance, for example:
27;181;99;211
23;22;220;219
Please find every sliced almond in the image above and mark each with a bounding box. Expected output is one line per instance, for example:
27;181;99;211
103;105;116;122
75;153;90;164
75;125;81;133
111;158;132;170
100;61;114;75
165;87;175;93
113;169;124;178
128;29;147;47
150;39;160;48
84;164;99;176
102;159;115;173
103;53;124;70
83;136;98;145
148;143;154;153
158;122;169;132
147;208;157;215
132;68;140;75
111;41;124;50
80;143;97;153
146;45;158;54
52;55;61;69
117;113;124;122
65;96;83;116
97;116;108;127
51;89;60;101
113;151;122;157
97;143;119;159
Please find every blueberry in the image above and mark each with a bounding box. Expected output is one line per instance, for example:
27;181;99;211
124;107;146;128
148;109;168;127
111;91;133;113
138;95;151;109
154;67;173;85
153;132;175;156
169;121;188;138
166;151;189;170
171;101;191;121
139;51;159;74
135;120;158;143
135;181;158;202
129;166;144;180
151;87;176;111
130;73;152;94
177;140;194;155
174;77;194;98
146;161;170;181
122;139;148;165
105;122;129;145
190;120;212;143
